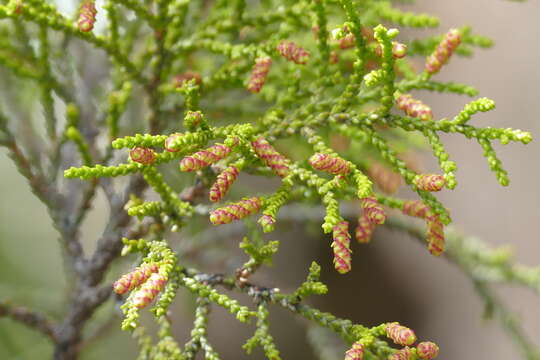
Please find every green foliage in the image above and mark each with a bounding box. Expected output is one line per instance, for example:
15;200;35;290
240;236;279;267
291;262;329;301
0;0;538;359
52;0;538;355
243;304;281;360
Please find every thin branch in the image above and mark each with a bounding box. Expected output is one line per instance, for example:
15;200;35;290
385;216;540;359
1;133;59;208
0;302;57;341
79;307;119;351
84;175;148;286
384;216;540;295
189;204;540;356
194;203;540;292
471;279;540;360
53;284;113;359
184;270;357;343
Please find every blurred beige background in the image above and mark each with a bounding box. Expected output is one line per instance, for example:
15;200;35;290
1;0;539;359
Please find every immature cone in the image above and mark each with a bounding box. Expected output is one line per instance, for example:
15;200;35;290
180;143;233;172
396;94;433;121
77;0;97;32
375;42;407;59
344;341;364;360
389;347;414;360
209;197;262;225
174;71;202;88
209;165;239;202
403;201;446;256
355;213;376;244
416;342;440;359
311;25;320;38
367;162;402;194
258;214;276;232
402;200;430;219
184;111;204;129
415;174;445;192
330;51;339;64
132;272;168;308
251;137;290;177
276;41;310;64
309;153;350;175
164;133;183;152
426;216;445;256
13;1;23;15
386;322;417;346
332;221;352;274
392;42;408;59
247;57;272;93
130;147;156;165
361;26;375;42
360;196;386;225
339;34;356;49
113;264;159;295
425;29;462;74
399;152;423;174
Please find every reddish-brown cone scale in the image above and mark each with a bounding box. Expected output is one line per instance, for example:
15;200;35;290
209;165;239;202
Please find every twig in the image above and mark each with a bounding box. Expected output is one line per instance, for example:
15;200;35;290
189;204;540;356
0;302;57;341
84;175;148;286
472;279;540;360
184;269;357;343
385;215;540;359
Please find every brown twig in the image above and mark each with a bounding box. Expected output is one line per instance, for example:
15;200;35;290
0;302;57;341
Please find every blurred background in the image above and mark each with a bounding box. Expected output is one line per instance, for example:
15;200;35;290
1;0;539;359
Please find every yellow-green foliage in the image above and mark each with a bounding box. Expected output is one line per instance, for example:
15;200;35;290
0;0;538;359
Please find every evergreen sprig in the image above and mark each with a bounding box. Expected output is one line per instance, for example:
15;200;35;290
0;0;537;359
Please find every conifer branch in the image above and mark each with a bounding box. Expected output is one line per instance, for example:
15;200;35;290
0;302;57;341
0;0;536;359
